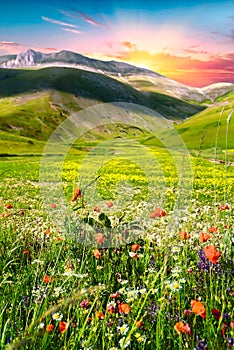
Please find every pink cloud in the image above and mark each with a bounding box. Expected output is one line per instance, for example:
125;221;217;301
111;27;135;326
43;47;58;52
0;41;25;55
61;8;105;27
184;48;210;55
122;41;137;50
0;41;21;47
41;16;77;28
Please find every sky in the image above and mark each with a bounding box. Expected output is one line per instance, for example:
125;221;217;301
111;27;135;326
0;0;233;87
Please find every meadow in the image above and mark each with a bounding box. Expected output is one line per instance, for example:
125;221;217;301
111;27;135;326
0;139;233;349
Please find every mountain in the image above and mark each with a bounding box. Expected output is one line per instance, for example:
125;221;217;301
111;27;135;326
1;49;233;103
0;49;233;155
0;49;163;77
201;83;234;102
0;66;203;120
0;54;16;65
0;64;205;148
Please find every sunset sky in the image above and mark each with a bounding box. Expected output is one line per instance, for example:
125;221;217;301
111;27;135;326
0;0;233;87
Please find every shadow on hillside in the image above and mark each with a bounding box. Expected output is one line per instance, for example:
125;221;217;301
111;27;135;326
0;67;204;119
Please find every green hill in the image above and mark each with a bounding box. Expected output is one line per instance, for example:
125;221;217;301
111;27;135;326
175;96;234;150
1;66;233;156
0;67;203;119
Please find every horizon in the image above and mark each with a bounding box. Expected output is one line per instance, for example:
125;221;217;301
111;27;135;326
0;0;233;87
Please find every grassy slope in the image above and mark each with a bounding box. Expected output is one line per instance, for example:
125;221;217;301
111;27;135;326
0;67;203;119
0;66;205;155
0;67;233;156
175;92;234;150
0;94;67;140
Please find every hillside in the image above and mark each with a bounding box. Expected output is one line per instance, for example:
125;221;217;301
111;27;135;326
1;49;233;103
0;57;233;156
175;92;234;149
0;67;202;120
0;66;204;144
120;75;234;103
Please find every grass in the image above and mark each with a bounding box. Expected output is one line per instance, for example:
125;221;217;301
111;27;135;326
0;67;233;349
0;141;233;349
0;67;203;120
0;94;67;141
175;104;234;150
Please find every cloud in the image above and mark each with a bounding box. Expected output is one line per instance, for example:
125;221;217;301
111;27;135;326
226;29;234;41
41;16;77;28
184;48;210;55
62;28;81;35
0;41;24;55
122;41;137;50
210;28;234;42
44;47;58;52
114;45;234;86
189;45;200;49
0;41;21;47
60;8;105;27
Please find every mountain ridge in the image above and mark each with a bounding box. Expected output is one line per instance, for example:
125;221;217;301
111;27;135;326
0;49;233;103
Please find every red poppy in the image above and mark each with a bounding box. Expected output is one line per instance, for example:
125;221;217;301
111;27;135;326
46;324;54;332
43;275;51;284
5;204;13;209
71;188;82;202
131;244;140;251
107;304;115;314
45;229;50;235
118;303;131;314
94;233;105;244
93;249;101;258
150;207;166;218
129;252;138;258
23;249;30;255
107;201;113;208
211;308;221;319
220;204;229;210
51;203;57;209
204;245;222;264
174;321;192;335
191;300;206;318
94;206;100;212
59;321;67;333
110;292;119;298
135;320;143;327
95;311;104;319
208;227;218;233
200;232;211;243
221;323;227;336
179;231;191;240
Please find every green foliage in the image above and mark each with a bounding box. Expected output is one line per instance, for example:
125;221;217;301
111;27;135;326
0;150;233;350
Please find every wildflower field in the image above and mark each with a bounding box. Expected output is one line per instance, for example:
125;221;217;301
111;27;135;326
0;144;233;350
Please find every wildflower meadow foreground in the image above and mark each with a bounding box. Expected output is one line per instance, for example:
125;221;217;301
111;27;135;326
0;151;233;350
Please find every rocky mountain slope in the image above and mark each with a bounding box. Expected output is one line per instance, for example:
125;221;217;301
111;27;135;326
1;49;233;103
